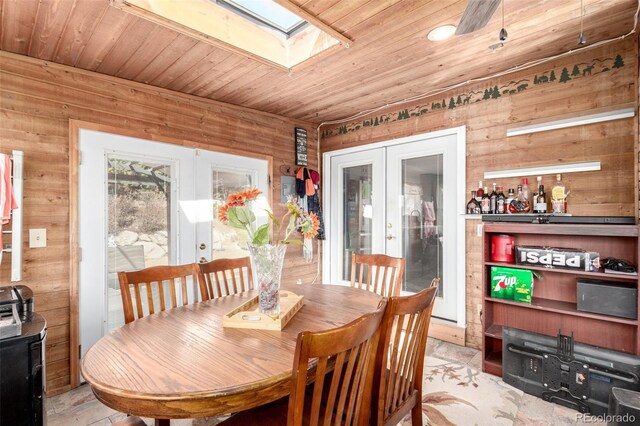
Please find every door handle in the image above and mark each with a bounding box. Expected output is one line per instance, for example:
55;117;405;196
199;257;207;263
199;243;206;250
386;234;395;240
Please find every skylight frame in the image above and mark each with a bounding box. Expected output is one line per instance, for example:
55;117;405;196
216;0;309;39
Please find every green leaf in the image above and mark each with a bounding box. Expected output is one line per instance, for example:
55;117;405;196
281;239;303;245
252;224;270;246
266;209;280;227
234;206;255;225
226;207;246;229
286;215;296;235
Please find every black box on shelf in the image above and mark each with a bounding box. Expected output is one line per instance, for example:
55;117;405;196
515;246;600;272
577;279;637;320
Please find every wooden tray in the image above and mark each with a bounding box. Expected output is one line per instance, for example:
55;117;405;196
223;290;304;330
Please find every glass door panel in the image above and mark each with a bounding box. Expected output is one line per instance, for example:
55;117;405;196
195;150;269;264
211;168;256;260
386;134;459;321
400;155;444;296
341;165;373;280
106;156;173;332
328;149;384;285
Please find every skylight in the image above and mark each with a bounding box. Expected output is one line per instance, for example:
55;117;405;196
113;0;348;70
219;0;307;37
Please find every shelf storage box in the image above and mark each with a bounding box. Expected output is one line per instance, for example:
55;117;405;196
515;245;600;272
490;266;533;303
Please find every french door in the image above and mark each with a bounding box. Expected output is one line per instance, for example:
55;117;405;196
78;129;268;360
325;128;465;323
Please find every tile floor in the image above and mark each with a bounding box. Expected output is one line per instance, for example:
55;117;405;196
46;339;592;425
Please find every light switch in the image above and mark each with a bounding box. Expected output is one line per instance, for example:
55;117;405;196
29;228;47;248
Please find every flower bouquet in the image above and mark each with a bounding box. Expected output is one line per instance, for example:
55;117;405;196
218;188;319;318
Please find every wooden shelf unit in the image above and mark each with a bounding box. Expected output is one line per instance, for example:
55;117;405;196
481;223;640;377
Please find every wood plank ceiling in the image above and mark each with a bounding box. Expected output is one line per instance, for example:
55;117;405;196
0;0;637;123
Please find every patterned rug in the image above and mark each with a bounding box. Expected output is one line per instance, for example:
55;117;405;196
401;356;523;426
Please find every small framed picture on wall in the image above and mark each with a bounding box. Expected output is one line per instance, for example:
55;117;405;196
295;127;308;166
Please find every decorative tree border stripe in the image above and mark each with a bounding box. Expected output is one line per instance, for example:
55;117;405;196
320;54;625;139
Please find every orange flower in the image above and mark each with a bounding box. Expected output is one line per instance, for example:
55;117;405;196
218;203;230;222
227;193;246;205
237;188;262;201
303;212;320;239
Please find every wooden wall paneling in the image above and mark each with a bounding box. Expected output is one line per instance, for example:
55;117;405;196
321;37;638;349
74;6;134;70
0;50;319;395
0;0;39;54
27;0;77;60
286;5;635;120
133;34;200;84
261;0;620;118
51;0;107;66
113;26;179;80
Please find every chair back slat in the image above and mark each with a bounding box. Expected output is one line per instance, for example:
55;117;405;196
373;278;439;425
198;257;254;299
350;254;405;297
118;264;201;324
287;300;387;426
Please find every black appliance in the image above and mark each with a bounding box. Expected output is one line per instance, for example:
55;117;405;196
0;285;46;426
577;279;638;320
502;327;640;415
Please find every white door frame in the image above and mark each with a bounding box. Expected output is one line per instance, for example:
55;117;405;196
322;126;466;328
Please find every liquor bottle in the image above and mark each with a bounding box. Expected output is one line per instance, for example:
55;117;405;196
466;191;481;214
532;176;542;203
489;183;498;214
521;178;531;205
476;181;484;201
551;174;567;213
534;184;547;213
496;186;506;214
481;186;490;214
506;188;515;213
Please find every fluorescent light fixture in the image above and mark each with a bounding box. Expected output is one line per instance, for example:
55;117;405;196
484;161;601;180
427;25;457;41
507;108;635;137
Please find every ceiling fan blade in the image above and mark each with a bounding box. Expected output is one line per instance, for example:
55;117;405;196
455;0;502;35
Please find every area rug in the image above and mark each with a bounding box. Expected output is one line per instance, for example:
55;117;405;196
399;356;523;426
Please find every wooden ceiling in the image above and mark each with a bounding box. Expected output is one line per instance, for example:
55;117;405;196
0;0;637;123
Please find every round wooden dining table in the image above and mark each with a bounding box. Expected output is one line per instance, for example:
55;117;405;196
81;284;381;421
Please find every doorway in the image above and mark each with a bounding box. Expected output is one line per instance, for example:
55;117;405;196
323;127;465;325
78;128;269;361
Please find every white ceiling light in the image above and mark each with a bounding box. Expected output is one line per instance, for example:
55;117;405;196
427;25;457;41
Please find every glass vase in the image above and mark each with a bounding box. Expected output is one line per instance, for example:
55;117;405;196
247;243;287;319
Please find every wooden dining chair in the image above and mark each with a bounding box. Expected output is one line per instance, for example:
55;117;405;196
371;278;439;426
219;300;388;426
197;256;253;300
350;253;406;297
118;263;201;324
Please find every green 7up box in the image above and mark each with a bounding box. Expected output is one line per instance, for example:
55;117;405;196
490;266;534;303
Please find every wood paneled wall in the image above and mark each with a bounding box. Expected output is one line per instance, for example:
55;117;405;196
0;51;320;395
321;38;638;350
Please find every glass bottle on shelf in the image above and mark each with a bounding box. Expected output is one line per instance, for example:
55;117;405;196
510;184;531;213
476;181;484;202
489;183;498;214
521;178;531;205
481;186;491;214
551;173;567;213
466;190;481;214
534;184;547;213
496;186;506;214
505;188;515;213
